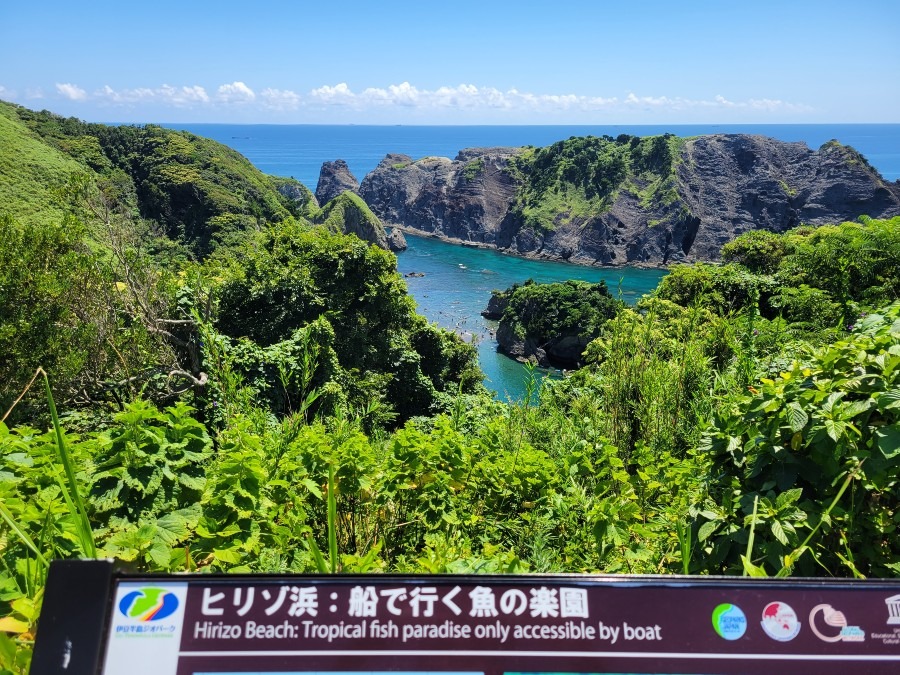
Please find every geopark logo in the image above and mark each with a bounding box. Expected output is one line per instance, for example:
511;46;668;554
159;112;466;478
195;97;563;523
118;587;180;622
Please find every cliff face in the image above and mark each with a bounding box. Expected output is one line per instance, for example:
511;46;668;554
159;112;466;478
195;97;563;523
315;159;360;205
359;148;524;244
357;135;900;265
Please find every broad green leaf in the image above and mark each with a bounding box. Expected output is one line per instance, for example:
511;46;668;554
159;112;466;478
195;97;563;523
876;426;900;459
441;511;461;525
213;548;242;564
698;520;718;542
786;402;808;433
841;399;872;419
875;390;900;411
155;513;189;546
770;520;789;546
178;474;206;491
147;542;171;568
775;488;803;509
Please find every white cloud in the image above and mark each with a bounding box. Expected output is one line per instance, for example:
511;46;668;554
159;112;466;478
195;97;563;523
261;87;301;110
56;82;87;101
306;82;810;115
25;80;809;119
310;82;355;105
97;84;209;106
217;81;255;103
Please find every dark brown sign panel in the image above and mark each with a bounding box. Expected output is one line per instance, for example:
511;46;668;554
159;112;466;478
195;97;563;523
31;560;900;675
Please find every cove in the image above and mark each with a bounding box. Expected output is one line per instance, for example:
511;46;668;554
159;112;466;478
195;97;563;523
395;234;668;400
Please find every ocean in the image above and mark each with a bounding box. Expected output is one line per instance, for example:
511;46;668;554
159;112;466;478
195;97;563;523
163;123;900;399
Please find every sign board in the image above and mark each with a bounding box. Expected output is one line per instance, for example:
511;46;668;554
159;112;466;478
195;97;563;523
32;560;900;674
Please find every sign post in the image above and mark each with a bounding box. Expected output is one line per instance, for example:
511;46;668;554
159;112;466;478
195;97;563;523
32;559;900;674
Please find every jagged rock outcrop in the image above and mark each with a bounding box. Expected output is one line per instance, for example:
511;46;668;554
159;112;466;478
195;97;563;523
315;159;360;205
358;136;900;265
480;291;509;320
359;149;524;244
386;228;407;251
495;324;590;368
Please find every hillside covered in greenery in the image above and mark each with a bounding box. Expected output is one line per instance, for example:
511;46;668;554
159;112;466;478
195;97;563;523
0;101;898;673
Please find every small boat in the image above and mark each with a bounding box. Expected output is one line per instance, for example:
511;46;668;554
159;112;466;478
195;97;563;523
458;264;467;269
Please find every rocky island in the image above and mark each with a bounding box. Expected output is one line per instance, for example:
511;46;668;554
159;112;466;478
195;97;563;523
318;134;900;266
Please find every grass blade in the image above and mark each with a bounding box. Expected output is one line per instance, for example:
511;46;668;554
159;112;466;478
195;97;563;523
42;371;96;558
305;533;329;574
327;464;338;574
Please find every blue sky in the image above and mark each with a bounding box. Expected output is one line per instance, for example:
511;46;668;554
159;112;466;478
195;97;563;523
1;0;898;124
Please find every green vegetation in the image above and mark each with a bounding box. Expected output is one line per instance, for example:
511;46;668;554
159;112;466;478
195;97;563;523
508;134;682;232
1;101;307;257
0;105;88;227
1;105;899;672
462;158;485;181
311;191;387;242
492;279;624;367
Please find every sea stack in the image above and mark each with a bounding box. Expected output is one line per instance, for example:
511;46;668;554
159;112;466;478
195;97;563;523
315;159;361;205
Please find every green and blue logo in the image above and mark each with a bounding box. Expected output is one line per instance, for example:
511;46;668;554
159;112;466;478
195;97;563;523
119;587;179;622
712;603;747;640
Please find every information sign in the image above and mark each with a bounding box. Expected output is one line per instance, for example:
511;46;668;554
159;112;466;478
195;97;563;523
31;560;900;675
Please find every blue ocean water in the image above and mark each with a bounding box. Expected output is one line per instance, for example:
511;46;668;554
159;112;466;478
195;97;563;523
163;123;900;398
168;123;900;190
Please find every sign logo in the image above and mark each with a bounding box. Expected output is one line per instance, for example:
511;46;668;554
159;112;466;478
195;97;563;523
119;587;180;622
712;603;747;640
887;594;900;625
761;601;801;641
809;603;865;643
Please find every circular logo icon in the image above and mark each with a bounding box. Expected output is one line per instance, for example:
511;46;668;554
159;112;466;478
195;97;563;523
713;603;747;640
761;601;801;641
119;587;179;622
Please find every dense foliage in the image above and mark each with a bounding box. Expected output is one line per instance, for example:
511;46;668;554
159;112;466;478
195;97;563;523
492;279;624;367
659;216;900;332
1;104;898;673
214;221;482;421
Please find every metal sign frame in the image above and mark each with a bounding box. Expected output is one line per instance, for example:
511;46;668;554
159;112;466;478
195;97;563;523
31;559;900;675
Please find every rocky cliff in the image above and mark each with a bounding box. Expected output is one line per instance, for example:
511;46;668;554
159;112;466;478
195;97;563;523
315;159;361;205
356;135;900;265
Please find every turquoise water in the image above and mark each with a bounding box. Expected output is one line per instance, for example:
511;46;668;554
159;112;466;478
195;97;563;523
395;234;667;400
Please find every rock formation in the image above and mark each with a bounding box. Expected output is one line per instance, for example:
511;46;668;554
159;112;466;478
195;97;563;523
356;136;900;265
275;178;318;214
386;227;408;251
315;159;360;205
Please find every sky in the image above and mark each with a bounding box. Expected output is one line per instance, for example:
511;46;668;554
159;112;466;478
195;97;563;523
1;0;898;124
